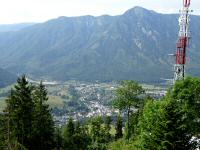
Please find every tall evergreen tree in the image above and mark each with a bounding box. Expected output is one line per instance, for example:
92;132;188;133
54;128;64;150
5;75;34;149
104;116;112;142
3;92;13;150
0;114;6;150
64;118;75;139
63;118;75;150
88;116;108;150
72;121;91;150
90;116;103;143
63;119;91;150
115;115;123;140
31;81;55;150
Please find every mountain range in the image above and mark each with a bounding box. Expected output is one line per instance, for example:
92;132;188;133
0;7;200;83
0;68;16;88
0;23;35;32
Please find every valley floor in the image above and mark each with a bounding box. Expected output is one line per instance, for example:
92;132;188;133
0;79;167;126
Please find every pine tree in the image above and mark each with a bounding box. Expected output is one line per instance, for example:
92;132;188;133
63;118;75;150
55;128;64;150
31;81;55;150
90;116;103;143
88;116;107;150
72;121;91;150
5;75;34;149
0;114;6;150
64;118;75;138
104;116;112;142
115;115;123;140
4;92;13;150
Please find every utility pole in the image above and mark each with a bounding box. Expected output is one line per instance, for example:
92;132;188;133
174;0;191;83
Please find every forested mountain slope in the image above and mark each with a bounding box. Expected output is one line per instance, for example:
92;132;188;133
0;68;16;87
0;7;199;83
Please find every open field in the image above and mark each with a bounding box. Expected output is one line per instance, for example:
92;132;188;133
0;80;167;115
47;95;65;108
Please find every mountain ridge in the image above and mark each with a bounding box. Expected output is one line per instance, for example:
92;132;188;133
0;23;35;32
0;68;16;87
0;7;199;83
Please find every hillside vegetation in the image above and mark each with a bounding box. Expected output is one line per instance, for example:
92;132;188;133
0;68;16;88
0;7;200;83
1;76;200;150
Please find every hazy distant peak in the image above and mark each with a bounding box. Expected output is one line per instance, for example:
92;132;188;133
0;23;35;32
124;6;156;16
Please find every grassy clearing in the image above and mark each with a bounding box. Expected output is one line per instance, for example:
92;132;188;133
109;139;137;150
0;95;65;111
0;95;65;112
47;95;65;108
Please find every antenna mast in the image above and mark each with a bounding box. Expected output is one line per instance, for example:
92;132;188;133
174;0;191;82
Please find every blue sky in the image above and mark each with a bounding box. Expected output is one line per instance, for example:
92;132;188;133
0;0;199;24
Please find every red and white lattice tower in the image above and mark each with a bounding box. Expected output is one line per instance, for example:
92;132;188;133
174;0;191;82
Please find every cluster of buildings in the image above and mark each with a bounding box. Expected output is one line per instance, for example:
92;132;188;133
51;81;167;126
